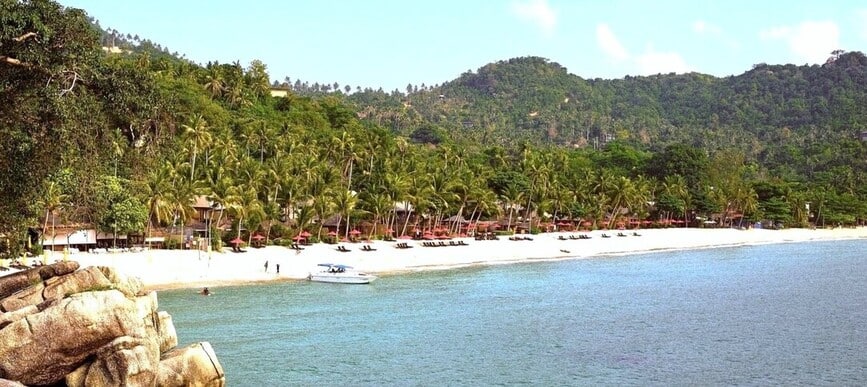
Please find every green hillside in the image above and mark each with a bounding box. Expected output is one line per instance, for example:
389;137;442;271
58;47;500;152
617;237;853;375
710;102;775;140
2;0;865;257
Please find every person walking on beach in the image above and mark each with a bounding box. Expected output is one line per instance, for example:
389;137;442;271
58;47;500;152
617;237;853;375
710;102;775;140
264;260;269;272
276;263;280;274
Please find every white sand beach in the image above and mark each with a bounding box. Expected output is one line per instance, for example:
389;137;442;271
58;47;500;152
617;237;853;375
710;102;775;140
11;227;867;291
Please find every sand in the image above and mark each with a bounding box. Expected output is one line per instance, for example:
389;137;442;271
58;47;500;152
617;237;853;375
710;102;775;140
8;227;867;291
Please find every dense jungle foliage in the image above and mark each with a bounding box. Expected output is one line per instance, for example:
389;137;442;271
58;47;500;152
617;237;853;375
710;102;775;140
2;0;866;257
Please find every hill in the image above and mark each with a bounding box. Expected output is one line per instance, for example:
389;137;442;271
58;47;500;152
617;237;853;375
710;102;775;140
347;53;867;152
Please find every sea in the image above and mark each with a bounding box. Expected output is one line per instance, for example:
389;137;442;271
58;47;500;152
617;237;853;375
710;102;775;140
159;239;867;386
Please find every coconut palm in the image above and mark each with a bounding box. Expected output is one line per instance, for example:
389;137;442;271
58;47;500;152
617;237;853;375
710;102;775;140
143;162;174;247
37;180;68;248
181;114;211;182
333;189;359;240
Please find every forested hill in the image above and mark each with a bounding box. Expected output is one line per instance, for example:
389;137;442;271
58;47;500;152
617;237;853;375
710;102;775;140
3;0;866;258
347;53;867;152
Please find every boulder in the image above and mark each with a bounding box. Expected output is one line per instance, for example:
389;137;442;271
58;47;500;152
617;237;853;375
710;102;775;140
68;336;159;387
0;264;222;386
0;261;79;299
0;290;148;385
0;282;45;313
158;342;225;387
157;311;179;353
0;266;145;313
0;305;38;329
98;266;145;297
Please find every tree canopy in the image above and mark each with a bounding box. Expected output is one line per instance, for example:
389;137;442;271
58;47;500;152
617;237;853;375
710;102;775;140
2;0;866;257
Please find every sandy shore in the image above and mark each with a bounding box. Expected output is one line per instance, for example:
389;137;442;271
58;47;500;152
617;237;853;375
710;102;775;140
10;227;867;291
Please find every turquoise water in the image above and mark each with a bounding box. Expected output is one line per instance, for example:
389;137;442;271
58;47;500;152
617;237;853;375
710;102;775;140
160;240;867;385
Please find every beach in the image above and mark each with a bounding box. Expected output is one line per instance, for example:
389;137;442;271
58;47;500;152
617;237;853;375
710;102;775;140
13;227;867;291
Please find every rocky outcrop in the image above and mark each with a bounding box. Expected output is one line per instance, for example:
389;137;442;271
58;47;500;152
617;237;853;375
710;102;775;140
0;261;224;386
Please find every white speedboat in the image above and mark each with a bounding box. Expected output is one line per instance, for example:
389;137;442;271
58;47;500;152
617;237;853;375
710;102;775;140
308;263;377;284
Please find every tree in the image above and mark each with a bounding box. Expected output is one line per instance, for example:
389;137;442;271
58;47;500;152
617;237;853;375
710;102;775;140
182;114;212;181
0;0;102;245
95;178;147;246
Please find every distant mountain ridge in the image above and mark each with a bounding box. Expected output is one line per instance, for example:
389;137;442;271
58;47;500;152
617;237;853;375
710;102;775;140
347;53;867;153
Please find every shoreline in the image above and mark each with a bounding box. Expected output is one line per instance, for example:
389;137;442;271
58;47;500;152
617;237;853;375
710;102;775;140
14;227;867;291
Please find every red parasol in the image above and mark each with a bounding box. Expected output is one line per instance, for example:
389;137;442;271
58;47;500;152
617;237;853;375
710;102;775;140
327;231;338;236
252;234;265;240
349;229;361;235
292;235;305;241
230;237;244;245
300;231;311;237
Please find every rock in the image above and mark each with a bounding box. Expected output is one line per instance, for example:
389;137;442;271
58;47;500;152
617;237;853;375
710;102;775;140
0;282;45;313
0;261;79;299
158;342;225;387
0;290;147;385
157;311;179;353
0;266;146;313
0;305;38;330
0;264;223;386
68;336;159;387
98;266;145;297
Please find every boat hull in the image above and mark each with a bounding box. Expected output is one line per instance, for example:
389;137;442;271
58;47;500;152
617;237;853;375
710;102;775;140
309;273;376;284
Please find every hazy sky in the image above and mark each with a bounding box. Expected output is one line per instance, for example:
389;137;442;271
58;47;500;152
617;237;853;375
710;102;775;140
60;0;867;91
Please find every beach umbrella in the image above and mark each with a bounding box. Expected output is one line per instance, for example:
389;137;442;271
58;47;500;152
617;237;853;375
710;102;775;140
397;235;412;240
327;231;338;236
252;234;265;240
423;234;435;240
292;235;305;241
230;237;244;245
300;231;312;237
385;228;394;234
349;229;361;235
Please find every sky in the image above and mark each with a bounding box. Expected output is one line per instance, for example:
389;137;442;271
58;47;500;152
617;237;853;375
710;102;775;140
60;0;867;92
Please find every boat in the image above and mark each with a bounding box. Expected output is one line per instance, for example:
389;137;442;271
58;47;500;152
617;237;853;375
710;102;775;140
308;263;377;284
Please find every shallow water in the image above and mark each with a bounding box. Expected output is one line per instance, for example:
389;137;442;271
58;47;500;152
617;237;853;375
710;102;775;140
160;239;867;385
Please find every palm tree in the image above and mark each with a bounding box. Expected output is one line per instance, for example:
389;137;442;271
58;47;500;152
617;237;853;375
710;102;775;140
226;185;264;244
501;184;524;233
362;192;392;240
37;181;68;248
144;162;174;247
203;70;225;98
661;175;690;226
182;114;211;182
167;173;198;248
333;189;359;240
